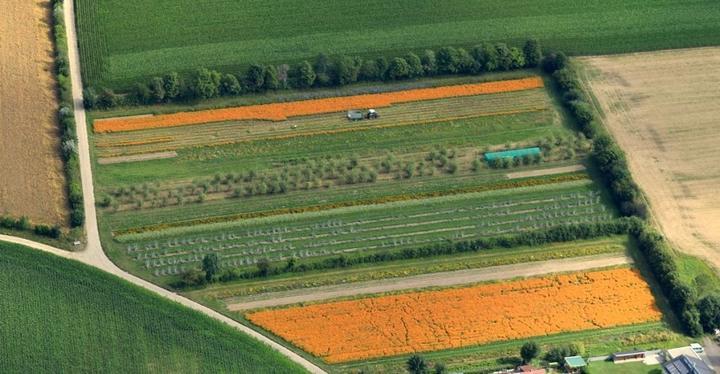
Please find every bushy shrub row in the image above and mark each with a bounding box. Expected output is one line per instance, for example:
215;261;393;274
173;219;639;288
546;60;647;219
0;216;61;239
51;0;84;228
86;39;544;109
632;224;702;335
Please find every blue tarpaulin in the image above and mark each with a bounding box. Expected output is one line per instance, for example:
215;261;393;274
484;147;541;161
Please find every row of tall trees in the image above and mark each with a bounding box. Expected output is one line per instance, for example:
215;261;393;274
86;40;544;109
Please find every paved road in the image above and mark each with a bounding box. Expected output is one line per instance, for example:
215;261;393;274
226;253;632;311
702;337;720;370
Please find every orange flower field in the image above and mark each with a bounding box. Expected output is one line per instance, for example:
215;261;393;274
94;77;543;133
246;268;662;363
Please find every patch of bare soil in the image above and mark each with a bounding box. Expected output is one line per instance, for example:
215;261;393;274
578;48;720;269
0;0;67;225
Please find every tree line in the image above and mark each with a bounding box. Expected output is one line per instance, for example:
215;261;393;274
0;216;62;239
84;40;544;109
546;59;720;336
52;0;84;228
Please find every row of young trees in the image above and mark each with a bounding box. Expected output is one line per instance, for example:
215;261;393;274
85;40;544;109
51;0;84;228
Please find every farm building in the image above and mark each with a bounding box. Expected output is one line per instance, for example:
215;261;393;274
563;356;587;373
484;147;541;161
515;364;546;373
662;354;714;374
612;350;646;363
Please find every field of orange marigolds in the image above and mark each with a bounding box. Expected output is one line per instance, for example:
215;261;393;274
246;268;662;363
94;76;543;132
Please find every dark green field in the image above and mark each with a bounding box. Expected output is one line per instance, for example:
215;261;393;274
0;241;304;373
75;0;720;89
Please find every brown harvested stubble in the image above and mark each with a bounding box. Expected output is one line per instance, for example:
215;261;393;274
0;0;68;225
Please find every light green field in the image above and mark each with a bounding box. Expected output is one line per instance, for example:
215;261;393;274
0;241;304;373
74;0;720;90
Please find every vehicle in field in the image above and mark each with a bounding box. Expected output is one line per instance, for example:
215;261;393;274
347;109;379;121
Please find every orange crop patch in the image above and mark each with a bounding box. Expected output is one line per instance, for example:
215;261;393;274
246;268;661;363
94;77;543;133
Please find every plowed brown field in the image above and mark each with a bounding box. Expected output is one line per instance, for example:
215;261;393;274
0;0;67;225
579;48;720;269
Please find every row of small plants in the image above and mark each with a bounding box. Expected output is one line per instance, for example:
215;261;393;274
114;173;587;236
84;40;544;109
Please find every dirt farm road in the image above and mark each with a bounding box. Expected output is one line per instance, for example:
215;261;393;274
225;253;632;311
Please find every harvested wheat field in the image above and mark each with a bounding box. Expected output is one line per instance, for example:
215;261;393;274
0;0;67;225
247;268;661;363
578;48;720;269
94;77;543;132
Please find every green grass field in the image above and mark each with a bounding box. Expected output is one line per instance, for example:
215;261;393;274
0;241;304;373
75;0;720;90
587;361;661;374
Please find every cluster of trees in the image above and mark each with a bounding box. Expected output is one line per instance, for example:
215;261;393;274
85;40;544;109
173;219;640;288
0;216;61;239
51;0;84;228
548;61;647;219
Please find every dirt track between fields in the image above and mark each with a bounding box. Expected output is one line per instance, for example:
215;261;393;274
579;48;720;270
0;0;67;225
225;253;631;311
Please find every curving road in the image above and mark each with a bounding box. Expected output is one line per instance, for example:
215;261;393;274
0;2;326;373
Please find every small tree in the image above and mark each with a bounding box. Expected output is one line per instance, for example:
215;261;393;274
245;64;266;91
83;87;98;109
386;57;411;80
163;72;182;100
313;53;332;86
294;60;316;88
375;56;389;80
405;52;423;77
433;362;446;374
202;253;219;281
421;50;437;76
472;43;499;72
149;76;166;102
132;83;152;105
264;65;280;90
495;43;513;71
220;73;242;95
436;46;460;74
698;294;720;332
523;39;543;67
333;55;361;85
191;68;221;99
520;341;540;363
97;88;119;109
406;355;427;374
257;258;271;277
